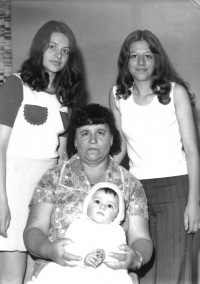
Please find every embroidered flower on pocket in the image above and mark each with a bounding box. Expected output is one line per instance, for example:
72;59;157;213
24;104;48;125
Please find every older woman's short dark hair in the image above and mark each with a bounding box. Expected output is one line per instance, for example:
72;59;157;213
67;103;121;158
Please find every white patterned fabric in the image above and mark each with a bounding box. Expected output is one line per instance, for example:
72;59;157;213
30;154;148;279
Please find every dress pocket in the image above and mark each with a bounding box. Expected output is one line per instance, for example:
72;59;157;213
24;104;48;125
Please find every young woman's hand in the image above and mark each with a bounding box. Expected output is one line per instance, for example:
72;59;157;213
47;238;82;267
0;125;12;238
0;200;11;237
184;201;200;234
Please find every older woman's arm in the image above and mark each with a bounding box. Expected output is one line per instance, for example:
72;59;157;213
23;202;82;267
127;215;153;268
105;215;153;270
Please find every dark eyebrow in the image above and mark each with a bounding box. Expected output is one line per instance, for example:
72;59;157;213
49;40;69;49
130;51;153;54
49;41;58;46
79;129;89;134
97;128;107;132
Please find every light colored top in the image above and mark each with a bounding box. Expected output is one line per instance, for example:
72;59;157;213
65;217;126;267
6;74;68;159
113;83;187;179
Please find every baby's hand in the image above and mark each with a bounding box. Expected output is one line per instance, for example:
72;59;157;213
96;249;105;263
84;249;105;268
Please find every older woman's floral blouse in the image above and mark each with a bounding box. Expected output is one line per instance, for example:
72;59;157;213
30;154;148;276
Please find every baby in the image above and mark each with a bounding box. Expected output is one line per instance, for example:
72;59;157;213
29;182;133;284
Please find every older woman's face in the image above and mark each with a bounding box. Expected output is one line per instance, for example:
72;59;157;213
75;124;113;165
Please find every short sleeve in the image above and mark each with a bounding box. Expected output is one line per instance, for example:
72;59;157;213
30;165;60;206
127;176;149;219
0;74;23;127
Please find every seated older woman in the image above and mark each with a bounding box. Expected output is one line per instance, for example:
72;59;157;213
23;103;153;283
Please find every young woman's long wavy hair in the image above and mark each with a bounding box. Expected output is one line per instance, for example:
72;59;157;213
116;30;194;106
20;20;83;107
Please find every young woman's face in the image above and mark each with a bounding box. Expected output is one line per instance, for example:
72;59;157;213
87;190;119;224
43;32;69;76
128;40;155;83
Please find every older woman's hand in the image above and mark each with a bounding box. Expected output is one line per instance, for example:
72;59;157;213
46;238;83;267
104;244;138;270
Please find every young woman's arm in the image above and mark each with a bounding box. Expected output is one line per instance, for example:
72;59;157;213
0;124;12;237
0;75;25;237
174;83;200;233
58;136;68;163
109;88;127;164
58;108;72;164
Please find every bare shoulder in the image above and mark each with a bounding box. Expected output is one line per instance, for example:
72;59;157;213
173;83;191;107
173;83;194;126
109;86;117;110
108;86;114;100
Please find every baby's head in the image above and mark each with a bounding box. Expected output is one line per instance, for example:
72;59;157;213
83;182;124;224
